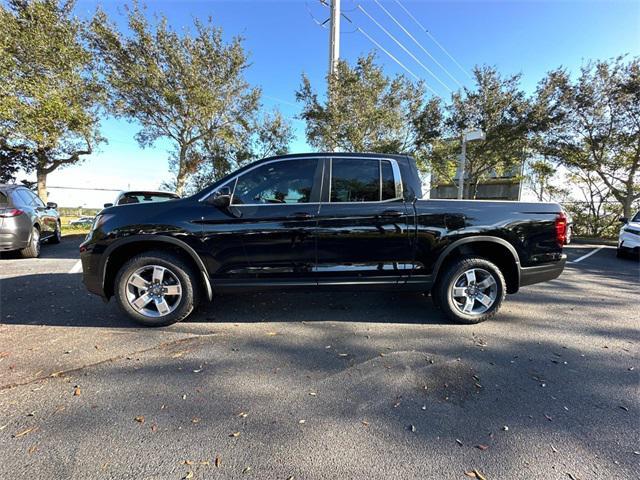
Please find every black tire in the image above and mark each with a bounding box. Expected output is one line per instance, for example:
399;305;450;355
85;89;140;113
19;226;41;258
433;256;506;324
114;251;200;327
49;221;62;244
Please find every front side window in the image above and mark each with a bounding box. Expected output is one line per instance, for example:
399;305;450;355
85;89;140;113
232;159;317;205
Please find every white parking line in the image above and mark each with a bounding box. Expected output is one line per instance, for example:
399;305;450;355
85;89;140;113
68;260;82;274
568;246;605;264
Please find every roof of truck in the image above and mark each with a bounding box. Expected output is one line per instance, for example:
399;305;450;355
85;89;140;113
259;152;413;162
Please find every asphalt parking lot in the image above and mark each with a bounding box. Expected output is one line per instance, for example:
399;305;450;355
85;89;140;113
0;235;638;480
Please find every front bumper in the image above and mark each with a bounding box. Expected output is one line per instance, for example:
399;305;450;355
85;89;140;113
519;254;567;287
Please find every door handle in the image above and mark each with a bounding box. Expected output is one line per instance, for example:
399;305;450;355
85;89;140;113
380;209;403;218
287;212;315;220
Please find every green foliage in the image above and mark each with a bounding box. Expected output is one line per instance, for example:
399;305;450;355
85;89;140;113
427;66;533;199
89;3;260;195
525;158;567;202
186;110;294;193
296;54;431;155
535;57;640;217
0;0;103;200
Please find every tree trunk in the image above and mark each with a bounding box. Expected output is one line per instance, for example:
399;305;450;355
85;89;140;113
36;168;48;204
174;145;189;196
622;196;633;219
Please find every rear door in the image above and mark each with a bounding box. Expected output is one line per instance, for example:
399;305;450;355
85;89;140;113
314;157;413;286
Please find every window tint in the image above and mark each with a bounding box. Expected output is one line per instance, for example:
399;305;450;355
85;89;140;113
632;212;640;222
232;159;317;205
331;158;380;202
381;160;396;200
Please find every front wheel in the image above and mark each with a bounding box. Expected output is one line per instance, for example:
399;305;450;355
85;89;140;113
433;257;506;324
50;221;62;244
114;251;200;327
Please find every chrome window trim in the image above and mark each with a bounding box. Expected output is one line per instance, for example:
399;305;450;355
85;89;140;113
199;155;404;205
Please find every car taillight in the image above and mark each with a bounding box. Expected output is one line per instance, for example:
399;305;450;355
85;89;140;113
555;212;568;246
0;208;24;218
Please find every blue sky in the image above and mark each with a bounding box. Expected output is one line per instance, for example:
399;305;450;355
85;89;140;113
46;0;639;207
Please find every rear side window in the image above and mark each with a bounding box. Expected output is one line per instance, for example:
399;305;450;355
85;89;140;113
12;189;32;207
0;192;7;205
330;158;380;202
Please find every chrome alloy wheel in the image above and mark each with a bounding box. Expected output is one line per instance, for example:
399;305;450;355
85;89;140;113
125;265;182;318
450;268;498;316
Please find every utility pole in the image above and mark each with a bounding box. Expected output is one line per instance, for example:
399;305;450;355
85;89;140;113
328;0;341;77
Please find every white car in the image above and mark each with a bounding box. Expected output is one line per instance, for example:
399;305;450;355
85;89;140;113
617;211;640;259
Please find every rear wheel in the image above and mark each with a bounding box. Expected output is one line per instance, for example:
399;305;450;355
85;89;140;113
19;226;41;258
433;257;506;324
114;251;200;327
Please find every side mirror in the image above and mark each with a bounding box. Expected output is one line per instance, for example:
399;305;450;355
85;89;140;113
46;202;58;209
210;186;232;208
104;203;113;208
619;216;628;224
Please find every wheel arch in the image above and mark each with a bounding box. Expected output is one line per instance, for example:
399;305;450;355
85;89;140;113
432;236;521;294
100;236;213;301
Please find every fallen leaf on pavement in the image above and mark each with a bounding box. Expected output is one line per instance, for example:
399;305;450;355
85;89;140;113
183;460;193;465
134;416;145;423
298;419;306;424
619;405;629;412
464;469;487;479
73;386;81;396
456;439;463;446
266;332;278;336
215;456;221;467
551;445;558;453
242;466;252;474
183;472;193;479
230;432;240;437
475;444;489;451
13;427;38;438
237;412;248;418
361;421;369;426
27;445;37;455
566;473;581;480
191;417;200;424
50;371;64;378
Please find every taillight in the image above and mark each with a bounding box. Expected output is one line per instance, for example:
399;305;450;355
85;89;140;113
555;212;568;246
0;208;24;218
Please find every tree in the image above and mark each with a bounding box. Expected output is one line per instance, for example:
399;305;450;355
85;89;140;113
186;110;293;193
89;4;260;196
525;158;567;201
429;66;533;199
0;0;103;202
535;57;640;218
296;54;428;154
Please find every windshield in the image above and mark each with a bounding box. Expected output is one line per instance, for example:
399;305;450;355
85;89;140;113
632;211;640;222
117;193;178;205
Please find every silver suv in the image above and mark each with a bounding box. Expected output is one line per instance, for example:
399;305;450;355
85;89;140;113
0;185;61;258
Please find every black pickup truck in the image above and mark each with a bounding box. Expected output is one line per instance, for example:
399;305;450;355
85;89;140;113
80;153;567;327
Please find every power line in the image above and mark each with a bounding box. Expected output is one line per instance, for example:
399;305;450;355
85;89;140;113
358;4;452;93
373;0;463;88
393;0;472;80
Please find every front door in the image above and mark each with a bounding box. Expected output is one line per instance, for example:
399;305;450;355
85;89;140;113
314;157;413;286
203;157;323;285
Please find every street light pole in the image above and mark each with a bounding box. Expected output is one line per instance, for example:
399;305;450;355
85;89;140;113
457;134;466;200
457;129;485;200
